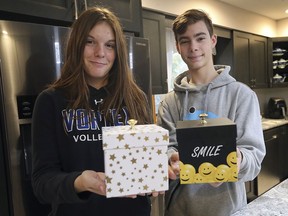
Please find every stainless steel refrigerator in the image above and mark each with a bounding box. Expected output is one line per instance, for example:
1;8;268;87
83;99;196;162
0;20;152;216
0;20;70;216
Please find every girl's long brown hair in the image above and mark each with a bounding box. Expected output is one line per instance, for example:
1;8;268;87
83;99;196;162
50;7;152;124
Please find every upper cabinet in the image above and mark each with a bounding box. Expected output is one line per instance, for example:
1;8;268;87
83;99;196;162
233;31;268;88
0;0;73;23
142;10;168;94
0;0;143;35
85;0;143;36
268;37;288;88
213;26;233;70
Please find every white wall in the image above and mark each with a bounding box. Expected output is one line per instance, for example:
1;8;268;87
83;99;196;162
277;19;288;37
142;0;282;37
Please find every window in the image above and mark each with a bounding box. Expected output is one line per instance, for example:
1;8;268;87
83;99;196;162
165;27;188;92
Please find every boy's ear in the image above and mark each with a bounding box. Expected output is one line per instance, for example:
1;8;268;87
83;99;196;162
176;42;180;53
211;34;217;47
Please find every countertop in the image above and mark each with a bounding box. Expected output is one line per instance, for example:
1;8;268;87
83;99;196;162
261;118;288;130
232;178;288;216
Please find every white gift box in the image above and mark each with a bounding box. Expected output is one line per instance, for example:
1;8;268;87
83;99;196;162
102;124;169;198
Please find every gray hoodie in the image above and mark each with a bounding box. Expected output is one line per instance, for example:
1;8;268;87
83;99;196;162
157;65;266;216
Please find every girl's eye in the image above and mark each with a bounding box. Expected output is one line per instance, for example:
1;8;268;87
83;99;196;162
106;42;116;49
86;39;95;45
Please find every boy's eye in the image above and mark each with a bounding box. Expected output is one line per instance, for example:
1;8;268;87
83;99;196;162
179;40;189;44
197;37;206;42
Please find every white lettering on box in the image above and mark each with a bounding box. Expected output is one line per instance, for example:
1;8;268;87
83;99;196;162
191;145;223;158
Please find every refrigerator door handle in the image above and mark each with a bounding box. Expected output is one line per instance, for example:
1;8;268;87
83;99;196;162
74;0;79;19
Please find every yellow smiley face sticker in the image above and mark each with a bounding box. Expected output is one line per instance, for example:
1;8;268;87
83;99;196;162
226;151;237;167
198;162;216;180
194;173;205;183
180;163;196;184
213;164;231;182
228;165;238;181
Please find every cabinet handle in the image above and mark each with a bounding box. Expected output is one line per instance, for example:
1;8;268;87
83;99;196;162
265;134;278;142
84;0;88;10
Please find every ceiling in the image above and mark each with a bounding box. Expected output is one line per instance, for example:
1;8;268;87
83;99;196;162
216;0;288;20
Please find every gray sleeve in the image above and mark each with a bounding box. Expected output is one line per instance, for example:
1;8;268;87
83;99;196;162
235;89;266;182
156;93;180;148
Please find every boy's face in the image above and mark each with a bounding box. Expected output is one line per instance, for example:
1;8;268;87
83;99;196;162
176;20;217;72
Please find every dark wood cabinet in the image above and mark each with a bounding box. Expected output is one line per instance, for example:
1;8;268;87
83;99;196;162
142;10;168;94
245;180;257;202
279;125;288;180
86;0;143;36
233;31;268;88
246;125;288;201
0;0;143;35
214;26;233;68
268;37;288;88
0;0;73;23
256;127;284;195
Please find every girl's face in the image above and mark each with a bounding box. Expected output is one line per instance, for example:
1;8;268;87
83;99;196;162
83;22;116;89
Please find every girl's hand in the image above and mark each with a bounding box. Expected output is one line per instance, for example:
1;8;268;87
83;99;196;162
74;170;106;196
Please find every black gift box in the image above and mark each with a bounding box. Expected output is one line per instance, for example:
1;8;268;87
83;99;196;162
176;117;237;184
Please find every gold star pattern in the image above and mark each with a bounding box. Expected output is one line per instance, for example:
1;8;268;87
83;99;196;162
109;154;116;161
102;124;169;198
143;185;149;190
163;134;169;141
106;176;112;184
117;134;124;141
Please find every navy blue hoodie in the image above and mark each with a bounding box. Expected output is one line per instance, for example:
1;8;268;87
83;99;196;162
32;86;151;216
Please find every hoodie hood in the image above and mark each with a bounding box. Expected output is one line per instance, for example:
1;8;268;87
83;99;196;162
173;65;235;92
173;65;236;120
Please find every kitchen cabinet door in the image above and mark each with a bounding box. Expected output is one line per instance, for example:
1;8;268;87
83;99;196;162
142;10;168;94
245;180;257;202
0;0;73;23
233;31;268;88
279;125;288;180
257;127;281;195
86;0;143;36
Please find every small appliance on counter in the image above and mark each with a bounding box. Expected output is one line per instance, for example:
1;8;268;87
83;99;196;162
267;97;287;119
